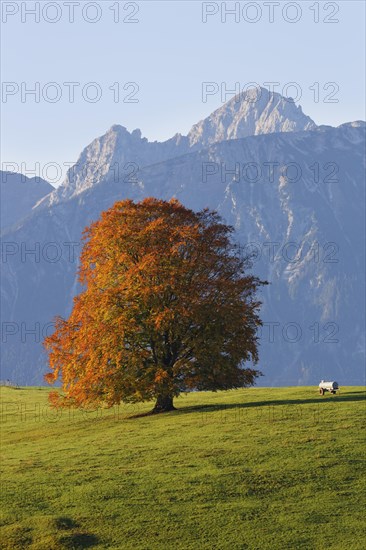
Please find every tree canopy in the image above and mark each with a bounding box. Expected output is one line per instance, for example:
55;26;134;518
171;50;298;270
44;198;267;412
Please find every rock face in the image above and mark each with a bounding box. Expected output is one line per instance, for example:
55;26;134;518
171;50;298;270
0;172;54;232
41;126;191;206
187;87;317;147
40;87;316;206
1;91;364;386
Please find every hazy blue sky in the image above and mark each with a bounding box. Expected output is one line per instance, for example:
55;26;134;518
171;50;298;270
1;0;365;186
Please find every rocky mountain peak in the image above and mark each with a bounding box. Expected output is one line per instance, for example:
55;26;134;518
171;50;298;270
43;87;317;206
187;86;317;148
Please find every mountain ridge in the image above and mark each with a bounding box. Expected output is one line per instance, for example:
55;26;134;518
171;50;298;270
1;122;364;386
1;88;364;385
37;87;318;208
0;172;54;233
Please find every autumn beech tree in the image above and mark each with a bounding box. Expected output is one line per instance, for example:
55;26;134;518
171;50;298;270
44;198;267;413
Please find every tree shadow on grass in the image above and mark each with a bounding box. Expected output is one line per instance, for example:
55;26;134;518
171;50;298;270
174;390;366;416
127;390;365;419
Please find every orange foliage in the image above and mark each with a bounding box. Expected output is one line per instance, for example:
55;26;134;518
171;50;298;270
44;198;266;409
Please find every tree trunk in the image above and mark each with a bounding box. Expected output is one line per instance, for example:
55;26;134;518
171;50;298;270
151;394;176;413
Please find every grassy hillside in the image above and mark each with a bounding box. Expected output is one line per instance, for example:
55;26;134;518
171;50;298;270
1;386;365;549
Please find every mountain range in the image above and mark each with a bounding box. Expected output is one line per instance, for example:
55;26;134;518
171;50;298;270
1;172;53;231
1;88;365;386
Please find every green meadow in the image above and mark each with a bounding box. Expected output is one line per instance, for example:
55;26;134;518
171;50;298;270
0;386;365;549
